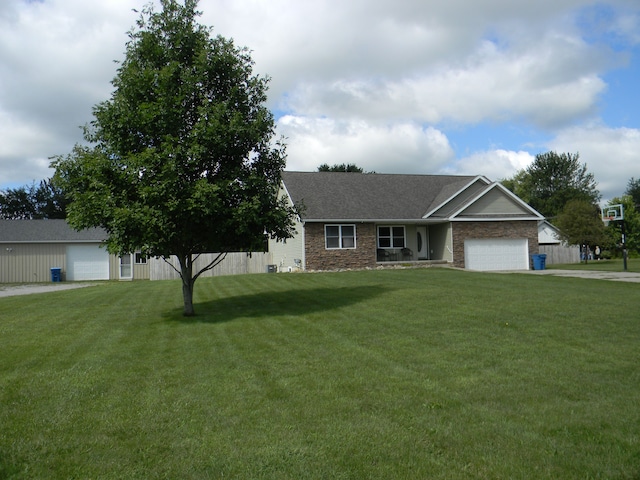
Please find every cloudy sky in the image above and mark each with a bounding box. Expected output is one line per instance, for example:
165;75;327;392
1;0;639;202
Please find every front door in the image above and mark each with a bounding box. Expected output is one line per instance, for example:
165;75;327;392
416;226;429;259
119;254;133;280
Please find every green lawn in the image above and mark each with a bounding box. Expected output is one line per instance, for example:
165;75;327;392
549;257;640;273
1;268;639;479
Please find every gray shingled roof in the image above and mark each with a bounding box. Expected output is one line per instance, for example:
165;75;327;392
282;171;480;220
0;219;107;243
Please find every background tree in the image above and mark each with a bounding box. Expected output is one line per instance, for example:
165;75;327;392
602;195;640;257
625;177;640;209
52;0;296;316
499;169;528;201
318;163;364;173
0;178;67;219
501;151;600;219
0;185;35;219
555;199;606;263
33;178;68;219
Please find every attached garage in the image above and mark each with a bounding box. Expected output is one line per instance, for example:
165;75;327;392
66;245;110;280
464;238;529;271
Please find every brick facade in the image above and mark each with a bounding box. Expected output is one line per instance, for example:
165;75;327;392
304;223;377;271
451;220;539;268
303;220;539;271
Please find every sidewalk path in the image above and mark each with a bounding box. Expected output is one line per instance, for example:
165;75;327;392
0;283;96;298
523;269;640;283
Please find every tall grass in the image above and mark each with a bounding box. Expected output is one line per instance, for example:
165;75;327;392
1;268;639;479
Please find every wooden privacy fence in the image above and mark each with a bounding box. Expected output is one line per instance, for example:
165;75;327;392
149;252;274;280
539;244;580;265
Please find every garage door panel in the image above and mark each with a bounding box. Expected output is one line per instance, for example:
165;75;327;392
66;245;109;281
465;238;529;271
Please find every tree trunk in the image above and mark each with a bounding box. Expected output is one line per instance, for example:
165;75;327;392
182;277;195;316
178;254;196;317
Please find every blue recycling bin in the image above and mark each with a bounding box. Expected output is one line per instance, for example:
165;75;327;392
531;254;547;270
50;267;62;282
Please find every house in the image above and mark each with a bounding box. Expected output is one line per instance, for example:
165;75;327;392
269;171;545;272
0;219;149;282
537;219;580;264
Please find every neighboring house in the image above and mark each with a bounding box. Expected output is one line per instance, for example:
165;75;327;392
538;219;580;264
0;219;149;283
269;171;545;272
538;220;561;245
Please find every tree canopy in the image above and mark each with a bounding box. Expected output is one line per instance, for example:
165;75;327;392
0;178;67;219
317;163;364;173
625;178;640;209
555;199;606;262
52;0;296;316
501;151;600;219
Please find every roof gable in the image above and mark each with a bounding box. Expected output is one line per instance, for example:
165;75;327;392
451;183;544;220
0;219;107;243
424;177;491;218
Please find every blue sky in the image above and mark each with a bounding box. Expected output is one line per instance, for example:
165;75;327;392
0;0;639;202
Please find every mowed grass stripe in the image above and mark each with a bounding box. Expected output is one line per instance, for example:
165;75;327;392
1;268;640;478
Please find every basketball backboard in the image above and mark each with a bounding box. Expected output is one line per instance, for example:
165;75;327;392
602;203;624;224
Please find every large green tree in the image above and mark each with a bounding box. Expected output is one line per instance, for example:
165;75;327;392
52;0;296;316
502;151;600;219
555;199;606;263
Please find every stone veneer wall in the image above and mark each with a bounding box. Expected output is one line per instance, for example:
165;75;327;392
304;223;377;271
451;220;539;268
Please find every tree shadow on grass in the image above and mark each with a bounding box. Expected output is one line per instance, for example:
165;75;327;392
164;284;391;324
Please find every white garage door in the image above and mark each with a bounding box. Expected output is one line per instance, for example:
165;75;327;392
66;245;110;281
464;238;529;271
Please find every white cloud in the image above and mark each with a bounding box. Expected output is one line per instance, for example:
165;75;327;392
279;32;611;128
0;0;138;185
277;116;454;173
444;149;534;180
1;0;639;193
547;124;640;201
446;124;640;201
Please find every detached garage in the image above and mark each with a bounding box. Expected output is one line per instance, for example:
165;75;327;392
66;245;110;281
0;219;128;283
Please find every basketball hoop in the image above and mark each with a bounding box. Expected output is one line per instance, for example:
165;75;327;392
600;203;628;271
601;204;623;226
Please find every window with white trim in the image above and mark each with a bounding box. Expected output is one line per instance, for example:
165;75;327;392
325;224;356;249
377;226;405;248
134;252;147;264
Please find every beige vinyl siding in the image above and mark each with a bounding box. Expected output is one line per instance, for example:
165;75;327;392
458;188;529;216
269;217;305;271
0;243;65;283
108;254;150;280
428;223;453;262
109;255;119;280
429;180;488;218
134;262;150;280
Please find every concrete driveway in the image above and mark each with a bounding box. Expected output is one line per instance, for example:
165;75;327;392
524;269;640;283
0;283;96;298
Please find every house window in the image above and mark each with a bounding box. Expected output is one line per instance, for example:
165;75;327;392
378;226;405;248
325;224;356;249
135;252;147;264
